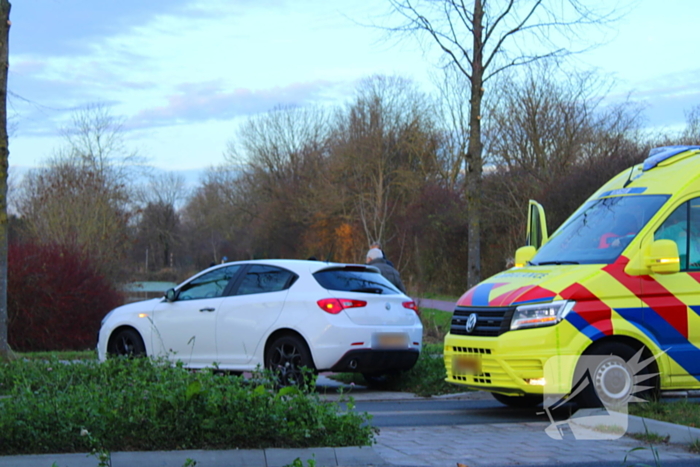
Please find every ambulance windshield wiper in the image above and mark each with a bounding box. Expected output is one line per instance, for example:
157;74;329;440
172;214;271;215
533;261;580;265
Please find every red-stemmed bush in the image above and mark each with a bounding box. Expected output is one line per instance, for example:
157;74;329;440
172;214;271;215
8;241;124;351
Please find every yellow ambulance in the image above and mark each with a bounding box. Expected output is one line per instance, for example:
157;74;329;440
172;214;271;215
445;145;700;407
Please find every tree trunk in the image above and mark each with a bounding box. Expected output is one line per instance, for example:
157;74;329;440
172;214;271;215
466;0;484;289
0;0;11;361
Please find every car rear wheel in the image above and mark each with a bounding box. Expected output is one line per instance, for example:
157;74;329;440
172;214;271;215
265;335;315;388
108;328;146;357
492;393;542;408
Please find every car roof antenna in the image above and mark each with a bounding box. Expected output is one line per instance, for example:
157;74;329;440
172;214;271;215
622;165;635;188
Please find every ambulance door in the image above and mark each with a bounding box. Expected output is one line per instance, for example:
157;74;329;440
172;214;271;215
648;196;700;381
526;200;549;249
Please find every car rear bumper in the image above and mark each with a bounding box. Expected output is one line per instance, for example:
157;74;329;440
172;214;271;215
330;348;420;373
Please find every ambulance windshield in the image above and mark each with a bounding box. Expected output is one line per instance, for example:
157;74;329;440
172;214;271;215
531;195;669;265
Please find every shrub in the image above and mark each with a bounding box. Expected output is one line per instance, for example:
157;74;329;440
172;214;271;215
0;357;375;454
7;241;124;351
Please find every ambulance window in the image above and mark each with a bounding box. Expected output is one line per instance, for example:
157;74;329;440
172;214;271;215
531;195;668;265
653;200;700;271
690;200;700;270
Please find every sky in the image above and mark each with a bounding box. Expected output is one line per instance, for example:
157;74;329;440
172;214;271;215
7;0;700;177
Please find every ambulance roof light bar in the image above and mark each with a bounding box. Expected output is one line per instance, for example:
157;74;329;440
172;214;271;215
643;145;700;171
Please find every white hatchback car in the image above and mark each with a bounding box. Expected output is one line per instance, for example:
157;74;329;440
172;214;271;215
98;259;422;384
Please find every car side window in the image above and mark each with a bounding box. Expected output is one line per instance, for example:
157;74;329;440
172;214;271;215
177;266;241;301
236;265;296;295
654;200;700;271
690;199;700;270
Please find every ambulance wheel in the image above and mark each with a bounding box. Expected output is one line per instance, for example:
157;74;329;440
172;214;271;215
492;393;541;408
573;342;657;409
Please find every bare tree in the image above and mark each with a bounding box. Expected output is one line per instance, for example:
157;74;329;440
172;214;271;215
486;64;643;182
61;103;143;179
16;105;137;283
130;172;187;271
387;0;626;287
431;64;471;190
181;166;254;264
134;171;187;207
17;162;131;282
681;105;700;144
331;75;436;252
0;0;9;361
224;105;332;257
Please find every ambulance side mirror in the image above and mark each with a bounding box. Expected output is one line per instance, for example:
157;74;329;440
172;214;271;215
514;246;537;268
646;239;680;274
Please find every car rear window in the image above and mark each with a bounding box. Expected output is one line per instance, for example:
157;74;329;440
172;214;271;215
313;267;400;294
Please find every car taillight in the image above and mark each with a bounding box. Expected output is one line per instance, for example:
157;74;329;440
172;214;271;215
403;301;420;316
317;298;367;314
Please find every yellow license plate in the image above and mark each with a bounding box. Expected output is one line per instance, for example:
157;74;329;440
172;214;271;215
375;333;408;349
453;355;481;375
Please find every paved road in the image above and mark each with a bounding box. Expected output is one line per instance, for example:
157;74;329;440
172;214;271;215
354;398;554;427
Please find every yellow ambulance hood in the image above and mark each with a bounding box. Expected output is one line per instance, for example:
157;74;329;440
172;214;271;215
456;264;605;307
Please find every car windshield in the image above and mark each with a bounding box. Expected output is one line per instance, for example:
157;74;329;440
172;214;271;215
314;267;401;294
531;195;669;265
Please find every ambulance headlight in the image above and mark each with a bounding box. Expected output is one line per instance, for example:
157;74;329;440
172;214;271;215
510;300;575;330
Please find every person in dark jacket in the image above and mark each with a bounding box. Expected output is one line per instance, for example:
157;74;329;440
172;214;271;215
369;241;394;267
365;248;406;293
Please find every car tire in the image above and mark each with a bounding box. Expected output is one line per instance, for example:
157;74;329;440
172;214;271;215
265;335;315;388
108;328;146;357
573;342;657;409
492;392;542;408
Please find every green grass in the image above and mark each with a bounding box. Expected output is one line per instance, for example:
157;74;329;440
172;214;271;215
690;439;700;453
420;307;452;344
416;292;461;302
630;399;700;429
16;349;97;361
629;431;670;444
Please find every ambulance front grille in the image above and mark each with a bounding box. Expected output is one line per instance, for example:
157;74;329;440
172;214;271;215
451;306;514;337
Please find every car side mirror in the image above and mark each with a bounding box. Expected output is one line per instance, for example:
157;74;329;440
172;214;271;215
646;239;680;274
164;288;178;302
514;246;537;268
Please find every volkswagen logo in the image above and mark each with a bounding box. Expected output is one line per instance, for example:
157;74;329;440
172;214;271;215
385;302;391;311
466;313;478;334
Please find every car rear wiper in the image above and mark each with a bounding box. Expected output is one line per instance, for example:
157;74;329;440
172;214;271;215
533;261;580;265
350;287;384;294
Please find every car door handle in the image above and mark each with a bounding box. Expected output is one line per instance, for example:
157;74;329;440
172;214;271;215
199;307;216;313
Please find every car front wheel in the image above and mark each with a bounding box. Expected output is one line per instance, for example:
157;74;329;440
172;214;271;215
108;328;146;357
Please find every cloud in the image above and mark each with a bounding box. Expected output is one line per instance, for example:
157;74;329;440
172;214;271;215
128;80;344;128
605;68;700;129
11;0;194;56
11;0;293;58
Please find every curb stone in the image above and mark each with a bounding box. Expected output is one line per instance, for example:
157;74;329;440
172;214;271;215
628;414;700;444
